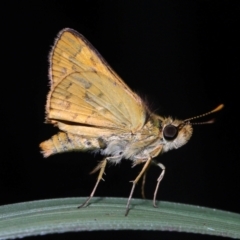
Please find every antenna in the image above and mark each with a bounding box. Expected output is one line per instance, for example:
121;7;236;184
183;104;224;124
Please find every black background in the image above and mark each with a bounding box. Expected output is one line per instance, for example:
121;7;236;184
1;1;239;239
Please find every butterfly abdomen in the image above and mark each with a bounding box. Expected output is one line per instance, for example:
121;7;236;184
40;132;100;157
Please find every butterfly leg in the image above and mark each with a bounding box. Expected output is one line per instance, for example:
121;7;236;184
141;159;165;206
139;145;164;200
153;162;165;207
141;163;151;199
125;157;152;216
78;158;107;208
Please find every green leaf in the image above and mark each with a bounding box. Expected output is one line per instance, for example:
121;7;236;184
0;197;239;239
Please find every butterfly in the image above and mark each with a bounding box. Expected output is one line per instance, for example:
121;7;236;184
40;28;223;215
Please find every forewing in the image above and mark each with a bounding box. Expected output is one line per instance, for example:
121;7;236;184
46;28;146;131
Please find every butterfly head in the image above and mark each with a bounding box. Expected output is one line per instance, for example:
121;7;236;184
160;118;192;152
160;104;224;152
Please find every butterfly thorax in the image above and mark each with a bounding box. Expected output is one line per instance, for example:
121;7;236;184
100;115;159;163
100;114;193;164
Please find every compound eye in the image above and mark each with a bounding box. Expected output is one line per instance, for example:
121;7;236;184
163;124;178;141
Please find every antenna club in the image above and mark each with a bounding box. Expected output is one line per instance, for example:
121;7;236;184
207;119;215;124
212;104;224;113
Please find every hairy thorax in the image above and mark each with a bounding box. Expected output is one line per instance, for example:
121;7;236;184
100;115;193;165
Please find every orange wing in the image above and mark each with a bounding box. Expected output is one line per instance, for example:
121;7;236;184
46;28;146;133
